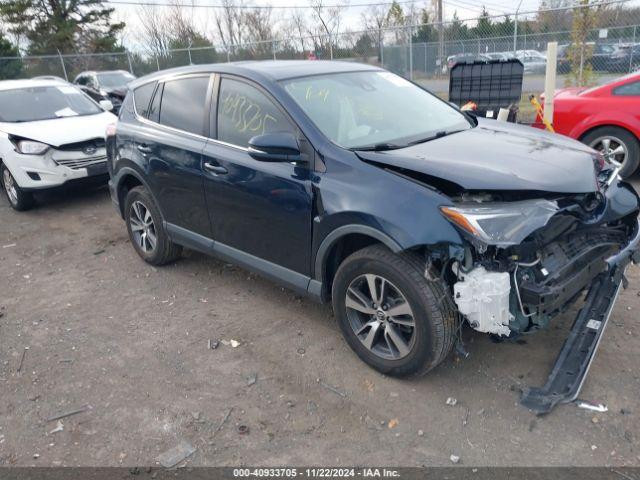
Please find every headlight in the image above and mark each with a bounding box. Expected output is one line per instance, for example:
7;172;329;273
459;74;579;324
440;199;558;247
16;140;49;155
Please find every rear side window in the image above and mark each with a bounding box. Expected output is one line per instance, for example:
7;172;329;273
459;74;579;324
614;81;640;96
158;76;210;135
134;82;156;118
217;78;293;147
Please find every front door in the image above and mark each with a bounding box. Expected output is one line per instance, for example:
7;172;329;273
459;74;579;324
201;76;313;276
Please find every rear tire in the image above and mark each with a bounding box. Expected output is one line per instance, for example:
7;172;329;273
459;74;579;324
582;126;640;178
124;186;182;265
331;245;456;377
1;164;34;211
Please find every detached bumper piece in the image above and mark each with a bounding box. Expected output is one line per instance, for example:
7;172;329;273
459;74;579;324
521;222;640;415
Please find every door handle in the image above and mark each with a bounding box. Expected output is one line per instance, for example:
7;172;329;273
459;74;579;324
137;144;152;154
203;162;228;175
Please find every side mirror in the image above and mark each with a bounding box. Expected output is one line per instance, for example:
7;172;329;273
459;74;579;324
248;132;301;162
99;99;114;111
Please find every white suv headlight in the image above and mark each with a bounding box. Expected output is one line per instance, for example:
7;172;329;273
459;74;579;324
16;140;49;155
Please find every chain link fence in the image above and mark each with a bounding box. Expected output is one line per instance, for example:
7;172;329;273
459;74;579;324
2;0;639;92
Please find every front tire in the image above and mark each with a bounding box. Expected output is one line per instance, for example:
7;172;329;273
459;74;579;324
583;126;640;178
124;186;182;265
1;164;34;211
332;245;456;377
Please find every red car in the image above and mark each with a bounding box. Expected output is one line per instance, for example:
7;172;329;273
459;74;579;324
538;72;640;177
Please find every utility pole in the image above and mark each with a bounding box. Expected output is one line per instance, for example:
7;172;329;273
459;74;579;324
513;0;524;54
437;0;443;76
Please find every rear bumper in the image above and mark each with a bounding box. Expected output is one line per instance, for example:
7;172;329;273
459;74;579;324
520;219;639;414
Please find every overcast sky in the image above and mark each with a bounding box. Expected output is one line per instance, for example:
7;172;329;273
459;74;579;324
112;0;550;50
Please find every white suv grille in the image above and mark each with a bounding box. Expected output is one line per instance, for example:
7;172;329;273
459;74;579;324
53;156;107;170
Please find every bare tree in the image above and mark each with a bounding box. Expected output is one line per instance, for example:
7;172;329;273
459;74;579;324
137;6;172;60
288;9;310;55
361;4;387;61
214;0;245;50
309;0;347;59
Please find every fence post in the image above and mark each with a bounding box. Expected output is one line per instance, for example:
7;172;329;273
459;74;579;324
226;49;231;63
630;25;637;73
56;50;68;81
329;34;333;60
126;51;134;75
187;42;193;65
408;24;413;80
272;41;277;60
380;36;384;68
156;55;160;71
513;0;523;53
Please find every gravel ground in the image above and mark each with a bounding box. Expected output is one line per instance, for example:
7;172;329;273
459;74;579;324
0;178;639;468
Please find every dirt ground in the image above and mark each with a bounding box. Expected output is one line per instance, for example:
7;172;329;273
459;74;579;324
1;179;639;468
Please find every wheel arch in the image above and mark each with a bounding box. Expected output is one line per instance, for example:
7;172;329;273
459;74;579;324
574;118;640;143
578;123;639;142
113;166;158;219
314;225;403;302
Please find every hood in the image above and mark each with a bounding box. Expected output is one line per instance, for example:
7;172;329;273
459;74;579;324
0;111;116;147
356;119;599;194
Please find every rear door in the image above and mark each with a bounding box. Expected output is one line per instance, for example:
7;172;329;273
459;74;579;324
201;75;314;276
135;74;213;237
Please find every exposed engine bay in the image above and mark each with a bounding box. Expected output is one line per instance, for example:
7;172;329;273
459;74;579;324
440;167;639;338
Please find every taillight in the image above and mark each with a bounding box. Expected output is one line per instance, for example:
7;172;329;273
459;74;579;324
105;122;117;138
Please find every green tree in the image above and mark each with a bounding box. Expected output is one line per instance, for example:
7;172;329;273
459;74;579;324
444;11;470;42
386;1;406;44
0;32;22;79
566;0;598;86
412;8;437;43
0;0;124;55
472;7;494;39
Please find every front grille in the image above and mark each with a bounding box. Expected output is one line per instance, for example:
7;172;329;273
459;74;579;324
54;156;107;170
57;138;105;152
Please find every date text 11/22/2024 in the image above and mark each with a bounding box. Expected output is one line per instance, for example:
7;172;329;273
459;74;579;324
232;469;401;478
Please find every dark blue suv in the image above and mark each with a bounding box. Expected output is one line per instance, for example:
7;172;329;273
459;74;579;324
107;61;639;412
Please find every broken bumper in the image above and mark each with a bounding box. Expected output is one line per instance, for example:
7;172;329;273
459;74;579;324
520;219;640;414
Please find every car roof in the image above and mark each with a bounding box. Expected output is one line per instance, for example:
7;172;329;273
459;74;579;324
0;78;70;91
129;60;382;89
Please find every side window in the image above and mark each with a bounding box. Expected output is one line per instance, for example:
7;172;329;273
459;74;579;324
159;76;210;135
133;82;157;118
217;78;294;147
76;75;87;86
614;81;640;96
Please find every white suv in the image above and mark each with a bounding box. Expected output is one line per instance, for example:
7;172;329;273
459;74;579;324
0;79;117;210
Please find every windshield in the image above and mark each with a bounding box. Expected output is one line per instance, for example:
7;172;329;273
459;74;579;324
97;72;134;88
281;71;471;149
0;85;102;123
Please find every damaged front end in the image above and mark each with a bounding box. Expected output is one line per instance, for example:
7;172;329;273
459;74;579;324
440;168;640;414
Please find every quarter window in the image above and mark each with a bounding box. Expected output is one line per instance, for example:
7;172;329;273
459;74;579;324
613;81;640;96
217;78;294;147
158;76;210;135
134;82;156;118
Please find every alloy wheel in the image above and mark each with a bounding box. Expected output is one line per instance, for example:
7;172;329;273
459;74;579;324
2;169;18;206
589;136;628;168
129;200;157;253
344;273;416;360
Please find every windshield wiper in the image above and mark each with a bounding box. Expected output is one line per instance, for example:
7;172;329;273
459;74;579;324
407;129;466;146
352;142;406;152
